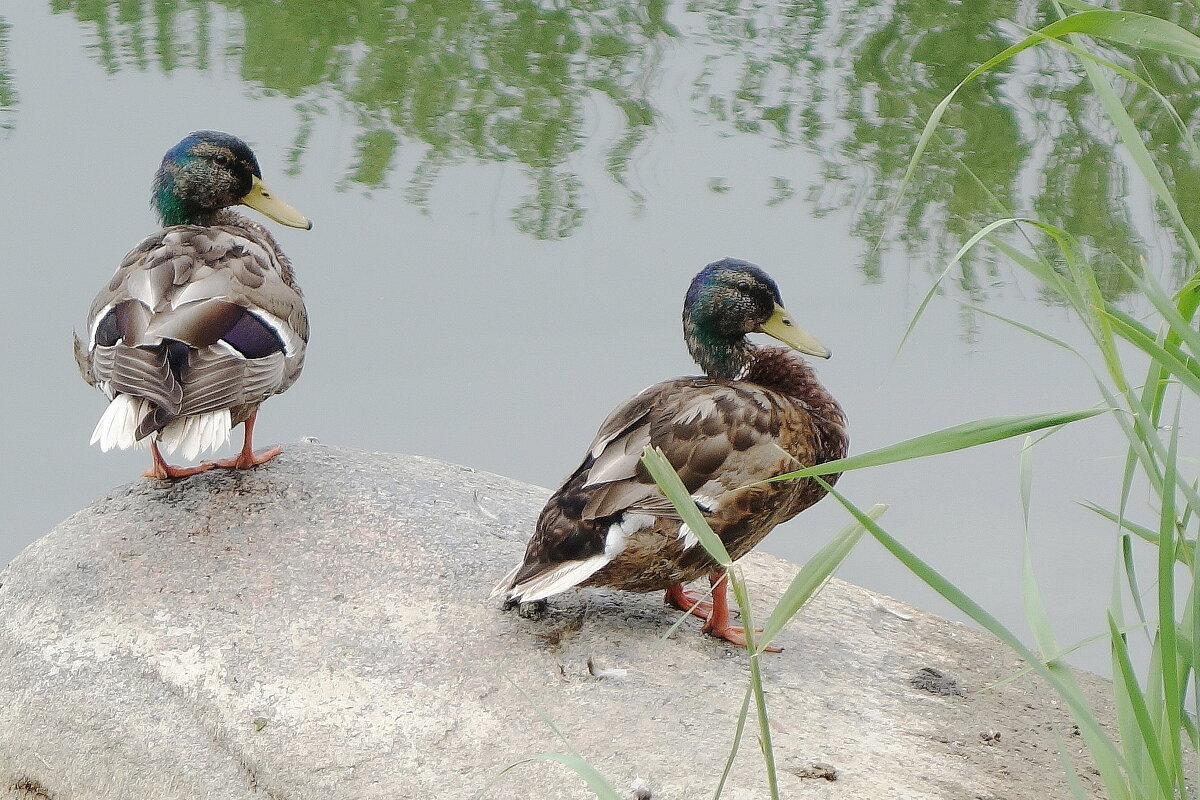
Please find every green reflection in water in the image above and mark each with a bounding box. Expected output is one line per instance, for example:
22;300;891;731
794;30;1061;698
1114;0;1200;285
51;0;670;240
0;18;16;134
686;0;1200;298
49;0;213;74
43;0;1200;291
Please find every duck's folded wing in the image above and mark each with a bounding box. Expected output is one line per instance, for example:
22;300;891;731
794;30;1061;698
575;380;784;522
78;294;184;417
176;344;287;417
88;339;183;415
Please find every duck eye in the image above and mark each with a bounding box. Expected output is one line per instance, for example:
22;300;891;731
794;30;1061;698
213;154;231;166
735;280;752;292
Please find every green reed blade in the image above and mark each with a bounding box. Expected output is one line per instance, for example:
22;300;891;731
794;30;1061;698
758;504;885;649
641;445;731;567
768;408;1105;481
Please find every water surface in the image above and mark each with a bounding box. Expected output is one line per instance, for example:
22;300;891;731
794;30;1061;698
3;0;1196;674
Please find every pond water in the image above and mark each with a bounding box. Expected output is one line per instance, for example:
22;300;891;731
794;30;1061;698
2;0;1196;675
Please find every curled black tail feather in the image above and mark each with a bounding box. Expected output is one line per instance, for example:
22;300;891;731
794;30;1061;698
132;340;191;439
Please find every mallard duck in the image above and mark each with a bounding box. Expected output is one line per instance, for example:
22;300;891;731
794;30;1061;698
498;258;848;649
74;130;312;479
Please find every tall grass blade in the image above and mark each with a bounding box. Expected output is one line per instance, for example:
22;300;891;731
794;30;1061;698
989;236;1066;290
1108;614;1171;794
982;628;1148;693
758;504;886;649
1192;490;1200;785
1055;9;1200;61
641;447;782;798
769;408;1105;481
1123;266;1200;360
642;446;732;567
526;753;625;800
1078;52;1200;265
1017;439;1063;664
1049;721;1095;800
502;672;578;749
1154;404;1184;789
894;10;1200;244
710;685;754;800
476;678;623;800
1102;309;1200;398
1082;502;1193;567
725;572;780;798
968;304;1080;354
895;218;1020;356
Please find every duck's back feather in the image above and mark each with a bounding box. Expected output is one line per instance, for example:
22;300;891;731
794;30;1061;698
76;219;307;451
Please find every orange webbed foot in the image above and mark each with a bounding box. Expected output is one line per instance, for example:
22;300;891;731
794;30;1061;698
663;583;714;619
701;619;783;653
204;410;280;471
207;445;283;470
143;441;215;480
142;461;215;480
701;570;783;653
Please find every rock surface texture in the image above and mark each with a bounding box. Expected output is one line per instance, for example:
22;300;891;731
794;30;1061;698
1;444;1113;799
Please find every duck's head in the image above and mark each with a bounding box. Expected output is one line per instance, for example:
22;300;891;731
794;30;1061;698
684;257;829;378
151;130;312;230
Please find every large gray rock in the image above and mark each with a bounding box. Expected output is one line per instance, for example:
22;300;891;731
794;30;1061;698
1;443;1112;799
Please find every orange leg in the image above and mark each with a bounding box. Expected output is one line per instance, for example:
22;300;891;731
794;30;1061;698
208;410;282;470
142;441;214;480
664;582;713;619
701;571;782;653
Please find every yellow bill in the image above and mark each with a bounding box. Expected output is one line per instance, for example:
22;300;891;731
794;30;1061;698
241;175;313;230
758;303;831;359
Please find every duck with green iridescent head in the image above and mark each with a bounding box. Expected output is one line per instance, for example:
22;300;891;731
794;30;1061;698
497;258;848;650
74;131;313;480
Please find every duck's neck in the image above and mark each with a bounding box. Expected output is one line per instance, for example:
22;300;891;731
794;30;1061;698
745;345;847;431
152;168;227;227
686;323;756;380
154;197;199;227
689;326;845;418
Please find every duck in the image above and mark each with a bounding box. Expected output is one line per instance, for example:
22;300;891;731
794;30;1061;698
497;258;848;650
74;130;313;480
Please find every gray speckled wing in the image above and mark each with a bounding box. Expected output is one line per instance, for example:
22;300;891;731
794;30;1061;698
78;217;307;450
178;346;287;417
89;343;183;416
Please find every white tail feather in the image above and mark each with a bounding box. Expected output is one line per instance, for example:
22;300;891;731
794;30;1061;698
91;397;231;458
490;562;523;600
499;512;651;603
90;396;154;452
677;522;700;551
506;554;613;603
158;409;232;459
